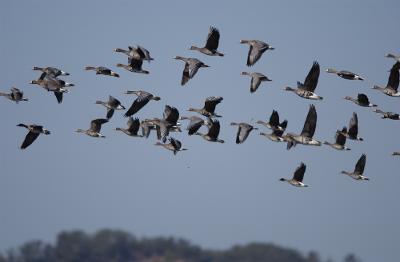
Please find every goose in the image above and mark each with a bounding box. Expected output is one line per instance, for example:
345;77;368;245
256;110;286;131
124;90;160;117
344;93;377;107
189;26;224;56
75;118;108;138
324;127;350;151
241;72;272;93
17;123;50;149
240;39;274;66
341;154;369;181
155;137;187;155
114;45;153;63
260;120;288;142
230;122;258;144
0;87;28;103
373;109;400;120
372;61;400;97
284;61;323;100
95;95;125;119
33;66;69;77
195;118;224;143
325;68;363;80
285;104;321;150
116;117;142;137
174;56;209;85
188;96;223;118
392;152;400;156
280;162;308;187
140;119;156;139
180;116;210;135
385;53;400;62
84;66;119;77
29;76;73;104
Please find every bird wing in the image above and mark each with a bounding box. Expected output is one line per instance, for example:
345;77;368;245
204;96;223;113
20;131;40;149
205;26;220;51
236;124;251;144
187;118;204;135
335;128;347;146
129;57;144;70
301;104;317;138
250;75;262;93
181;63;190;85
108;96;121;108
90;119;108;132
54;91;63;104
348;112;358;137
247;44;263;66
387;62;400;91
303;61;320;92
269;110;280;128
293;163;306;182
357;94;370;105
163;105;179;124
128;117;141;135
354;154;366;175
124;95;150;117
106;109;115;119
170;137;182;150
207;120;221;139
188;62;201;79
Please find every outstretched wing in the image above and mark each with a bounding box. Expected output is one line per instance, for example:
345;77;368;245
205;26;220;51
204;96;223;113
335;127;347;146
124;95;150;117
269;110;280;128
348;112;358;137
354;154;366;175
303;61;320;92
293;162;306;182
301;104;317;138
20;131;40;149
357;93;370;105
90;118;108;133
387;61;400;91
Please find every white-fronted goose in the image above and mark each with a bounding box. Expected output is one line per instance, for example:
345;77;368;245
116;117;142;137
241;72;271;93
115;45;153;63
163;105;180;127
155;137;187;155
325;68;364;80
180;116;210;135
240;39;274;66
17;123;50;149
280;162;308;187
33;66;69;77
124;90;161;117
285;104;321;150
174;56;209;86
372;61;400;97
190;26;224;56
385;53;400;62
85;66;119;77
373;109;400;120
75;118;108;138
96;95;125;119
338;112;363;141
116;60;149;74
230;122;258;144
0;87;28;103
144;118;174;143
341;154;369;181
324;127;350;151
284;61;323;100
188;96;223;118
256;110;286;131
195;118;224;143
344;93;377;107
30;75;73;104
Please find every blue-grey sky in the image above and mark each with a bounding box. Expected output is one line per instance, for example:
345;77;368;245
1;1;399;261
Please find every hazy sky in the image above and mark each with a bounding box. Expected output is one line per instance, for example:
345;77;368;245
1;1;399;261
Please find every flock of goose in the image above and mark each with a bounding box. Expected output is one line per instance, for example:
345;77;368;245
1;26;400;187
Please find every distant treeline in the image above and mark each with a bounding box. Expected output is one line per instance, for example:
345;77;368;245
0;229;361;262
